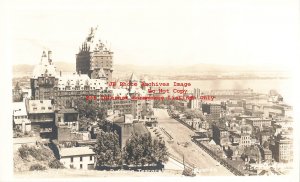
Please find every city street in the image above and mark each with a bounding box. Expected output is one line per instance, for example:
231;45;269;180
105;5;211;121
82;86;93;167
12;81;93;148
154;108;234;176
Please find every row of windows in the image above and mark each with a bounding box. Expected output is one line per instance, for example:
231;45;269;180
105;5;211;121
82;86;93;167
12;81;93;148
70;156;93;163
32;107;52;111
14;116;27;119
57;87;104;91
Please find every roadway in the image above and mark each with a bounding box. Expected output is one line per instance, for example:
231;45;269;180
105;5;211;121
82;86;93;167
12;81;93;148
153;108;233;176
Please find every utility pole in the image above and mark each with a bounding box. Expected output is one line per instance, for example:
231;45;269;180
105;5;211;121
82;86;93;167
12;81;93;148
183;154;185;169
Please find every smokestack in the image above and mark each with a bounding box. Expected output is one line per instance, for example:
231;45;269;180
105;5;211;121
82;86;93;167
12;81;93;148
48;50;52;64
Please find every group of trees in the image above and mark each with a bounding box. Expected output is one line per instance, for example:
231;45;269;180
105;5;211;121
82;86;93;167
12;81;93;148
184;109;204;120
74;98;107;120
94;130;122;166
123;133;168;166
74;98;109;131
93;131;168;168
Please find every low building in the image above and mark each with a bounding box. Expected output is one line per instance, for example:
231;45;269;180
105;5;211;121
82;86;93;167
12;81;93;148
26;100;55;139
112;116;149;148
59;147;95;170
263;148;272;163
212;124;229;146
55;108;79;131
229;132;240;145
143;115;158;127
13;102;31;133
245;118;271;128
57;127;91;142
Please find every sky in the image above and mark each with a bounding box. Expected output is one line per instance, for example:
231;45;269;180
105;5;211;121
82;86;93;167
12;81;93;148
5;0;299;68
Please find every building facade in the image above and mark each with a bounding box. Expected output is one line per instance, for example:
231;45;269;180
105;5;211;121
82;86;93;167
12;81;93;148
59;147;95;169
274;137;293;163
76;26;113;82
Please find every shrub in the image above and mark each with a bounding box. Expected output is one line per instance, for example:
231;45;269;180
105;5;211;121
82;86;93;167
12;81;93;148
18;145;54;161
18;145;30;159
49;160;64;169
29;164;46;171
28;146;52;161
182;168;196;177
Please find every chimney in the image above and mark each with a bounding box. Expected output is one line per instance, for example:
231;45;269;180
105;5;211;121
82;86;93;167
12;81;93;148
79;71;81;76
60;70;62;77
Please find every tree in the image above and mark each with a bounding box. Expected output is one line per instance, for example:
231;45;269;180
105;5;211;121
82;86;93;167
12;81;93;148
184;109;204;120
74;98;107;120
93;130;121;167
78;116;93;131
123;133;168;166
263;141;270;149
29;164;46;171
49;159;65;169
226;147;233;159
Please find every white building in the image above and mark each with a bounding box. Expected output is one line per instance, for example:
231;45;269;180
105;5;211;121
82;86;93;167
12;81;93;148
13;101;31;133
59;147;95;170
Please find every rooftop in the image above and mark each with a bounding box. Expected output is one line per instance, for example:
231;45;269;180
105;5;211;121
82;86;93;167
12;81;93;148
60;147;95;157
56;108;78;114
13;137;37;144
246;118;271;121
133;123;149;136
27;100;54;114
14;118;31;125
13;102;27;116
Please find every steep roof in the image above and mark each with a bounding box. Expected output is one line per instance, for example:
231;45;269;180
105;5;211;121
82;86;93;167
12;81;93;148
32;51;57;79
57;74;107;90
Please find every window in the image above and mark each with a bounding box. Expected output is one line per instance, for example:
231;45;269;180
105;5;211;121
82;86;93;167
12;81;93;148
41;107;45;110
90;156;92;161
80;164;83;169
80;157;82;161
71;157;73;163
40;100;43;103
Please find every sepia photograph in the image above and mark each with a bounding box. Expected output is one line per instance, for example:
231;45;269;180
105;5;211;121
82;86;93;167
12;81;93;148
0;0;299;181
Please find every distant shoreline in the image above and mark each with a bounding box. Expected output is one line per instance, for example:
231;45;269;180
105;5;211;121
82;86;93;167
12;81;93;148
12;72;290;80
